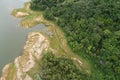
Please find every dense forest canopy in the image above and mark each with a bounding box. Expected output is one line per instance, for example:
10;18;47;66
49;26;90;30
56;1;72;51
38;52;88;80
30;0;120;80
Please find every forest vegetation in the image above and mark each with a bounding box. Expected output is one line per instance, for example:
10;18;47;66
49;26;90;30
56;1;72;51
30;0;120;80
38;52;88;80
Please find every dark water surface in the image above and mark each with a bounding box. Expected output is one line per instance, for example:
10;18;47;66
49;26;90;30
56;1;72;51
0;0;45;73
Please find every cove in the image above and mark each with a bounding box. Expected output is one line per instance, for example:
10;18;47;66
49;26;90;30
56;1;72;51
0;0;46;73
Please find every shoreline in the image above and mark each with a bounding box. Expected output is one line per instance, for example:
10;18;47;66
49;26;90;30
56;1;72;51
0;1;91;79
16;1;90;74
0;32;50;80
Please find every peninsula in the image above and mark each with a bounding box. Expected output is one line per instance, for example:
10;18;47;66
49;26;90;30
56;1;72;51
1;0;120;80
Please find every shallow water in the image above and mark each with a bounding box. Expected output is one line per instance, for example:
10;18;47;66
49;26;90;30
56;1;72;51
0;0;46;73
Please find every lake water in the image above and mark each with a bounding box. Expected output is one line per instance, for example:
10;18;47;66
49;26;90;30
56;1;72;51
0;0;46;73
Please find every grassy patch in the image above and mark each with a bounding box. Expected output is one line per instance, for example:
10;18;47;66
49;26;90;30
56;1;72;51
27;57;42;80
20;14;40;27
6;64;17;80
11;2;30;17
11;2;44;28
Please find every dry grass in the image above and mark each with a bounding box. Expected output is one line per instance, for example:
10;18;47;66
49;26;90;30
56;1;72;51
5;64;17;80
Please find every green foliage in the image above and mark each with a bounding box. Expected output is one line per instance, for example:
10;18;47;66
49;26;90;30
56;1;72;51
30;0;65;11
30;0;120;79
38;52;88;80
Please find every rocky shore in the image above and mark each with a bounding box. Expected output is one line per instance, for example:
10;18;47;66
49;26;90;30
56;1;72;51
0;32;49;80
